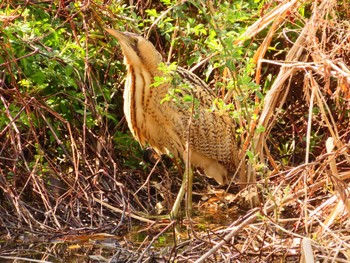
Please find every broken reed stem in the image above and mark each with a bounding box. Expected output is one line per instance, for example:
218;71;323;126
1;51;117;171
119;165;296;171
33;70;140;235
93;197;155;224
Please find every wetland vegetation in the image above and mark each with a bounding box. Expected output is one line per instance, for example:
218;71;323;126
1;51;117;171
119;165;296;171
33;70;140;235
1;0;350;262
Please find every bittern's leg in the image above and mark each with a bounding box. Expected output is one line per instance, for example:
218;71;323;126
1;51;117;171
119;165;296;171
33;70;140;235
170;168;191;218
170;149;193;219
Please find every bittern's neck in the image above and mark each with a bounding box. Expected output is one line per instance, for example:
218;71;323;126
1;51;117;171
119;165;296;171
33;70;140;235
127;56;161;78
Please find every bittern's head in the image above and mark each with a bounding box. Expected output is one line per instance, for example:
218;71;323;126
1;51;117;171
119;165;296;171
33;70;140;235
105;29;162;72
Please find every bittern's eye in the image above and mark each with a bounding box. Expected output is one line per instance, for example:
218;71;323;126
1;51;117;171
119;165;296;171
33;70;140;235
131;37;138;45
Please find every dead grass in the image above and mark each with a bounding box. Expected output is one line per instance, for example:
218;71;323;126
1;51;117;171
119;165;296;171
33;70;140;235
0;0;349;262
170;0;350;261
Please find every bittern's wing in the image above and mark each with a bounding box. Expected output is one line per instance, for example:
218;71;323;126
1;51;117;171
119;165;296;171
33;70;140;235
165;66;238;170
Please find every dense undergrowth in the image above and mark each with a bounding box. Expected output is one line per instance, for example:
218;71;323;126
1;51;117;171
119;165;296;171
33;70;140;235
0;0;349;262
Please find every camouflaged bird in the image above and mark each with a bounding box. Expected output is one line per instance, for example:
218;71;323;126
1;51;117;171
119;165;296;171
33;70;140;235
106;29;245;186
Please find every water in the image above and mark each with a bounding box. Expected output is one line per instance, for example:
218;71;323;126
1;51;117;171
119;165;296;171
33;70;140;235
0;199;240;262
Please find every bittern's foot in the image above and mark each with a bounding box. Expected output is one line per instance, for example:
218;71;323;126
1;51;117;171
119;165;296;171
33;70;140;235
143;147;173;167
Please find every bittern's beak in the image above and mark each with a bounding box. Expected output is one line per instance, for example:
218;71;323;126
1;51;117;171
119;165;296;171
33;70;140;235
105;28;161;71
105;28;125;42
105;28;138;48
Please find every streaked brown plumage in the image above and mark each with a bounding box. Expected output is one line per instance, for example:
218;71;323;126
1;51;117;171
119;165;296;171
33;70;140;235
106;29;244;186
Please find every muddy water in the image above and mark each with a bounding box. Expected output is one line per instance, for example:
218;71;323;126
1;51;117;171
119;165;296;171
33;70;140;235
0;201;240;262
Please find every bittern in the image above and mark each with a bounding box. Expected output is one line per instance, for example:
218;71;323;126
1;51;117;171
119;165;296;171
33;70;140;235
106;29;245;217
